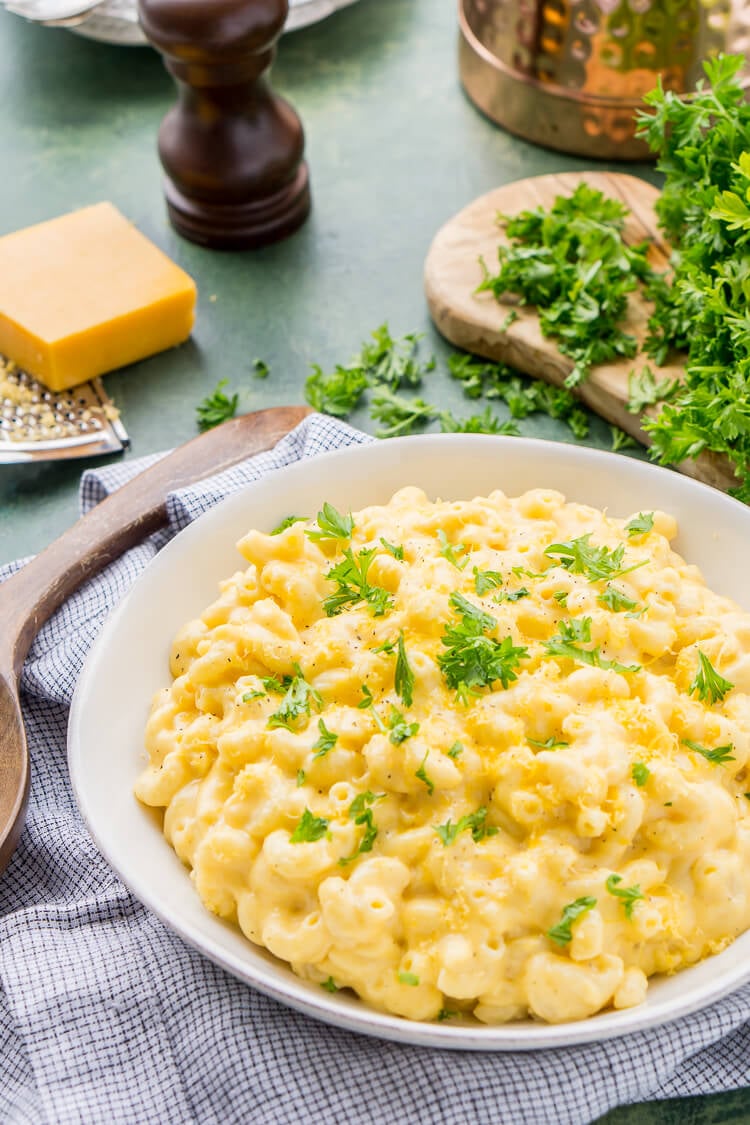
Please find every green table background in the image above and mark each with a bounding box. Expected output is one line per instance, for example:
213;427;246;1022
1;2;749;1120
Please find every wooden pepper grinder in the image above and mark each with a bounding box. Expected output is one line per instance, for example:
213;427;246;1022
138;0;311;250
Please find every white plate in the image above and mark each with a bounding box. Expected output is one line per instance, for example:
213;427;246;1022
67;0;360;44
68;435;750;1050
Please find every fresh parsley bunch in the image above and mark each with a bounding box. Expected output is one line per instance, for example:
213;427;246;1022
636;54;750;499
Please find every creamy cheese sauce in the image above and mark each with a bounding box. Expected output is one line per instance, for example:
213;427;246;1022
136;488;750;1024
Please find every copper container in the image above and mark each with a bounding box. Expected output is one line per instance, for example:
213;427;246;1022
459;0;750;159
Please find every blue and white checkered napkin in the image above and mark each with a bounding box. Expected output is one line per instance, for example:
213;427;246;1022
1;413;749;1125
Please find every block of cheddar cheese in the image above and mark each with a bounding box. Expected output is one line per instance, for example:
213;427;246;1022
0;202;197;392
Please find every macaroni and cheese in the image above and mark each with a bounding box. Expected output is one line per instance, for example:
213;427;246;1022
136;488;750;1024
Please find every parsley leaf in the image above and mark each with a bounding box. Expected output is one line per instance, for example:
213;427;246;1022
388;706;420;745
338;791;385;866
380;537;404;560
627;366;680;414
689;650;734;704
305;363;368;417
324;548;393;617
437;529;469;570
447;740;464;759
415;752;435;795
546;897;597;946
271;515;307;535
196;379;239;431
296;769;306;787
632;762;650;786
312;718;338;759
252;358;269;379
321;976;339;992
398;971;420;986
544;617;641;673
473;566;504;595
528;736;568;749
544;534;638;582
434;806;498;845
606;874;644;919
494;587;530;604
683;738;736;765
625;512;654;538
290;808;329;843
598;585;640;613
395;631;415;707
306;502;354;542
267;665;322;731
438;595;528;693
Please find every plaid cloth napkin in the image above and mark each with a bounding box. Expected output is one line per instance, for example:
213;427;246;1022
2;413;749;1125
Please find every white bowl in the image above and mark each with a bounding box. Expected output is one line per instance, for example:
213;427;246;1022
68;435;750;1050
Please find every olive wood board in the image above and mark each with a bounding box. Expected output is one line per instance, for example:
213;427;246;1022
424;171;738;495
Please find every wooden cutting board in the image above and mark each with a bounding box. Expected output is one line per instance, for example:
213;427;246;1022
424;171;738;494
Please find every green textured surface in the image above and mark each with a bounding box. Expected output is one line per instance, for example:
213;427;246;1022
0;0;657;564
0;4;747;1119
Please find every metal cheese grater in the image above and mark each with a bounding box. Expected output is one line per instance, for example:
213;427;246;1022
0;360;129;465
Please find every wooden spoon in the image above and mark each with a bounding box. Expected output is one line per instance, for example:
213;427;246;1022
0;404;311;874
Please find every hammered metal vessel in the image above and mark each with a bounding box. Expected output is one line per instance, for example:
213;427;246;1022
459;0;750;158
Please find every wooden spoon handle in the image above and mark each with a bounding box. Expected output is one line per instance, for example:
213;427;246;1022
1;405;311;677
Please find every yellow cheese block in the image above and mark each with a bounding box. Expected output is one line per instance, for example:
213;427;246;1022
0;202;197;391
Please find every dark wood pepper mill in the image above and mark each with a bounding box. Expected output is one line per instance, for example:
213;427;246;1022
138;0;311;250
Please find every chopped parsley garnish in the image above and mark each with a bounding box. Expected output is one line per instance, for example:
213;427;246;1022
434;807;498;845
473;566;504;595
476;182;654;388
610;426;638;452
312;718;338;759
380;537;404;560
528;736;568;750
395;631;415;707
290;808;329;843
544;534;639;583
546;897;597;946
494;587;530;604
415;752;435;795
398;972;420;986
632;762;650;787
241;689;265;703
270;515;307;535
339;791;385;866
357;684;387;733
448;591;496;631
689;651;734;704
437;529;469;570
267;665;322;730
196;379;239;431
306;502;354;542
388;706;419;745
683;738;736;766
625;512;654;538
447;740;464;759
544;617;641;674
252;358;269;379
553;590;569;607
263;674;291;694
324;548;393;617
606;874;644;919
321;976;339;992
296;769;306;787
627;366;680;414
437;1008;460;1021
438;594;528;694
373;637;397;655
598;585;640;613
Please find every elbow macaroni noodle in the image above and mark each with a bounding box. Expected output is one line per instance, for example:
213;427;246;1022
136;487;750;1024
